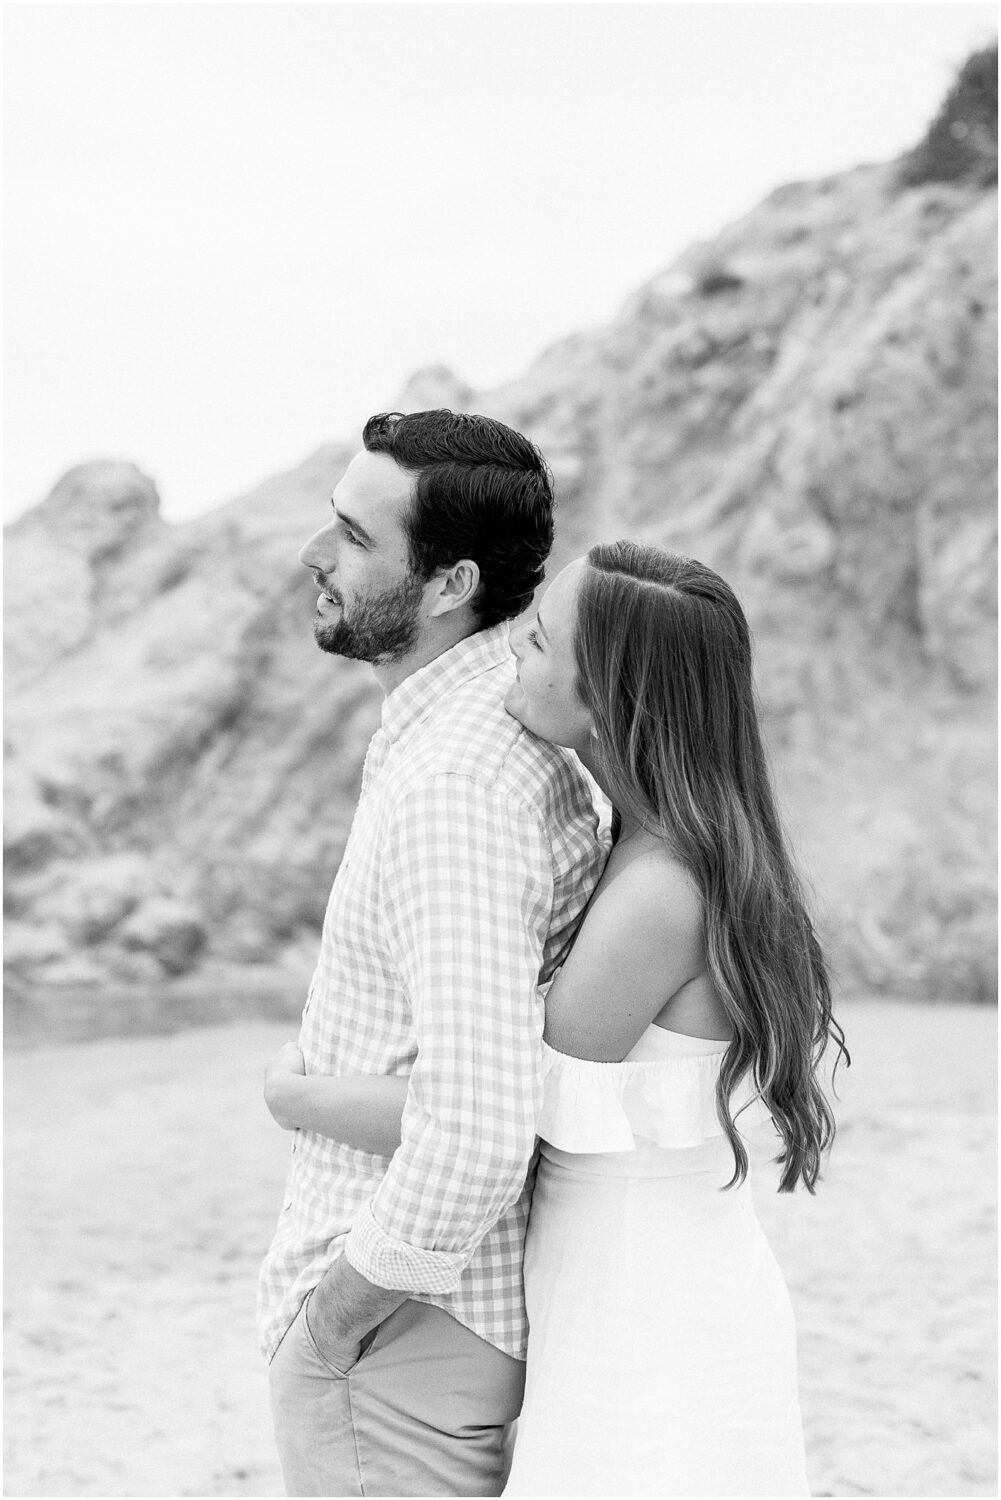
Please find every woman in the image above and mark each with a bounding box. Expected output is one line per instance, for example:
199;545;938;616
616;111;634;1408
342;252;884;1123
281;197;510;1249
265;541;847;1497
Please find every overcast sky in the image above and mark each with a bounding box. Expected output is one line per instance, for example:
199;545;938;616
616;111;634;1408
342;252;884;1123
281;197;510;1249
4;2;996;523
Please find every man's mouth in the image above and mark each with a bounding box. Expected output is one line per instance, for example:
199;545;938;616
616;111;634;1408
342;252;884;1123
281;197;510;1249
311;570;341;604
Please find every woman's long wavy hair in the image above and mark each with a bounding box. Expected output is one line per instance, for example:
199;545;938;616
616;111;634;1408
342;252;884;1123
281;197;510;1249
574;540;848;1192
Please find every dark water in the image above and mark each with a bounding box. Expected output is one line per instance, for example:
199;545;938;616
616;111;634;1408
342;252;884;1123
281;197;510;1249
3;970;310;1051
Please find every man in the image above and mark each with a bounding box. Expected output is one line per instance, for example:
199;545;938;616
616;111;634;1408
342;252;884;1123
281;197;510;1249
259;409;608;1497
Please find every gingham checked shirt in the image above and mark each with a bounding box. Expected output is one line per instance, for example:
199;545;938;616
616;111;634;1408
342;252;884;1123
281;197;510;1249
258;623;608;1362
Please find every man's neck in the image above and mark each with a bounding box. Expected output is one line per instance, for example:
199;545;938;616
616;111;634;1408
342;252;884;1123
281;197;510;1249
371;617;483;698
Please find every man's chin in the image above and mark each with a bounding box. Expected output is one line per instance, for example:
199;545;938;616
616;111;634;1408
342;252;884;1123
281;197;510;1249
313;621;365;659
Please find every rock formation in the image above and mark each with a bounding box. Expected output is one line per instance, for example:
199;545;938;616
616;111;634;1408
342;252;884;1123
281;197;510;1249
5;77;996;1007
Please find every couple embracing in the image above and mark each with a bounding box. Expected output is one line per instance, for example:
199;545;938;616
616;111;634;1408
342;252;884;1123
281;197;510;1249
258;409;845;1498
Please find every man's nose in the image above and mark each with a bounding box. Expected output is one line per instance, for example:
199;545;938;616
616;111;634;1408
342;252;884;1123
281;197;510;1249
298;524;333;570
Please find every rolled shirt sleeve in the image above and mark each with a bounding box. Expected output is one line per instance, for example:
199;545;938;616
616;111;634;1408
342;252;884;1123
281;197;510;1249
343;772;554;1293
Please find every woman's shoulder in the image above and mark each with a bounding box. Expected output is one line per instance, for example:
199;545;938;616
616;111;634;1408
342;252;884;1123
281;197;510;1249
560;835;703;995
544;834;710;1060
598;836;702;946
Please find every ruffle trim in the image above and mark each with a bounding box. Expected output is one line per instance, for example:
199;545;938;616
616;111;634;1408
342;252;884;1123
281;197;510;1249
538;1039;774;1153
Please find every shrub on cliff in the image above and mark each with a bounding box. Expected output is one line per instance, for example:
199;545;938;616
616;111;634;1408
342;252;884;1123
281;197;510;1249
898;41;998;188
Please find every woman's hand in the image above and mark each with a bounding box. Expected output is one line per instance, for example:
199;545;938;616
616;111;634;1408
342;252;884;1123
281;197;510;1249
264;1042;307;1130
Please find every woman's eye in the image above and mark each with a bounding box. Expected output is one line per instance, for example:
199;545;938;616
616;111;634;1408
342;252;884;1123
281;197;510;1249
526;628;541;648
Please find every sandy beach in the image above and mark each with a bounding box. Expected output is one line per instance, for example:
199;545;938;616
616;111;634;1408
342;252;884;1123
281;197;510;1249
4;997;996;1498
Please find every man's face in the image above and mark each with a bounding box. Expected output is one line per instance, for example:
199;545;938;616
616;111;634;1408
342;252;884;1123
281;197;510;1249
299;450;427;662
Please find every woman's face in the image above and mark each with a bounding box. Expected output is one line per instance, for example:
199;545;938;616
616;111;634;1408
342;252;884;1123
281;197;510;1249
505;559;594;752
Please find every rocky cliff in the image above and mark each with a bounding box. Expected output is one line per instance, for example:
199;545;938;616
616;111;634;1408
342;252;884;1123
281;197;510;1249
5;106;996;1005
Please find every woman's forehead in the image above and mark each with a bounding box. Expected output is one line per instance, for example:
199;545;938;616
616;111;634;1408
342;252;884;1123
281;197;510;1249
540;558;587;628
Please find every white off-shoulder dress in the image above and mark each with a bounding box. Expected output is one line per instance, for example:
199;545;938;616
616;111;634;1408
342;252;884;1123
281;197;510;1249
504;1026;810;1498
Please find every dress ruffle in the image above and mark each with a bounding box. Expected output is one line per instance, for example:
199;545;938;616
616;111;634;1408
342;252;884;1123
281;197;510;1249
538;1039;775;1153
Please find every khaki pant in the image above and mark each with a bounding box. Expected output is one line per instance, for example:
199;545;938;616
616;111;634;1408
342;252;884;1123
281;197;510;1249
269;1297;525;1497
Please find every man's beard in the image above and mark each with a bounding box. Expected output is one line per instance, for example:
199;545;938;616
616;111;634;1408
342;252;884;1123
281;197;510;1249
313;572;426;663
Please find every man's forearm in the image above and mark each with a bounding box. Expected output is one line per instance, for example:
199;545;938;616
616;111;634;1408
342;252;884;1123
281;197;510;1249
309;1252;408;1349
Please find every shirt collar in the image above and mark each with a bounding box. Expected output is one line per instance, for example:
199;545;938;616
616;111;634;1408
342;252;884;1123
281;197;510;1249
380;622;514;743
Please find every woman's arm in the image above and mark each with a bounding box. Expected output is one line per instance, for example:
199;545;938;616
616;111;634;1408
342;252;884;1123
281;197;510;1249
264;1043;408;1156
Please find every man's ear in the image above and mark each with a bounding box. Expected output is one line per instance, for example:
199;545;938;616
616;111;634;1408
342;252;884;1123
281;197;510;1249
428;559;481;618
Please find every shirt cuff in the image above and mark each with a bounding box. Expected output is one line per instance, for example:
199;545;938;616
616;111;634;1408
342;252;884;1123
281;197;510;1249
343;1200;471;1294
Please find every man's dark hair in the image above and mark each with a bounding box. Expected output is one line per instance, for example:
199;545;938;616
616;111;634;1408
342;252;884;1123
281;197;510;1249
362;409;555;629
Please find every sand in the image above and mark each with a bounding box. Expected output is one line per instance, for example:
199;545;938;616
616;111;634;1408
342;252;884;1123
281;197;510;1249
4;998;997;1498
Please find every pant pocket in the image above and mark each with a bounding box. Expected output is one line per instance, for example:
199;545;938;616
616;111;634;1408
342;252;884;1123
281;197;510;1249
267;1298;308;1367
302;1290;382;1378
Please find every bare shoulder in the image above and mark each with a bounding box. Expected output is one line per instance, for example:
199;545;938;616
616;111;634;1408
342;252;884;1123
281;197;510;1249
544;835;706;1059
626;837;701;904
605;838;700;933
572;836;703;970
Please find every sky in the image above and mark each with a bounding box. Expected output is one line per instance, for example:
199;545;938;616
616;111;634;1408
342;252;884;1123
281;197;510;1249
4;2;996;524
